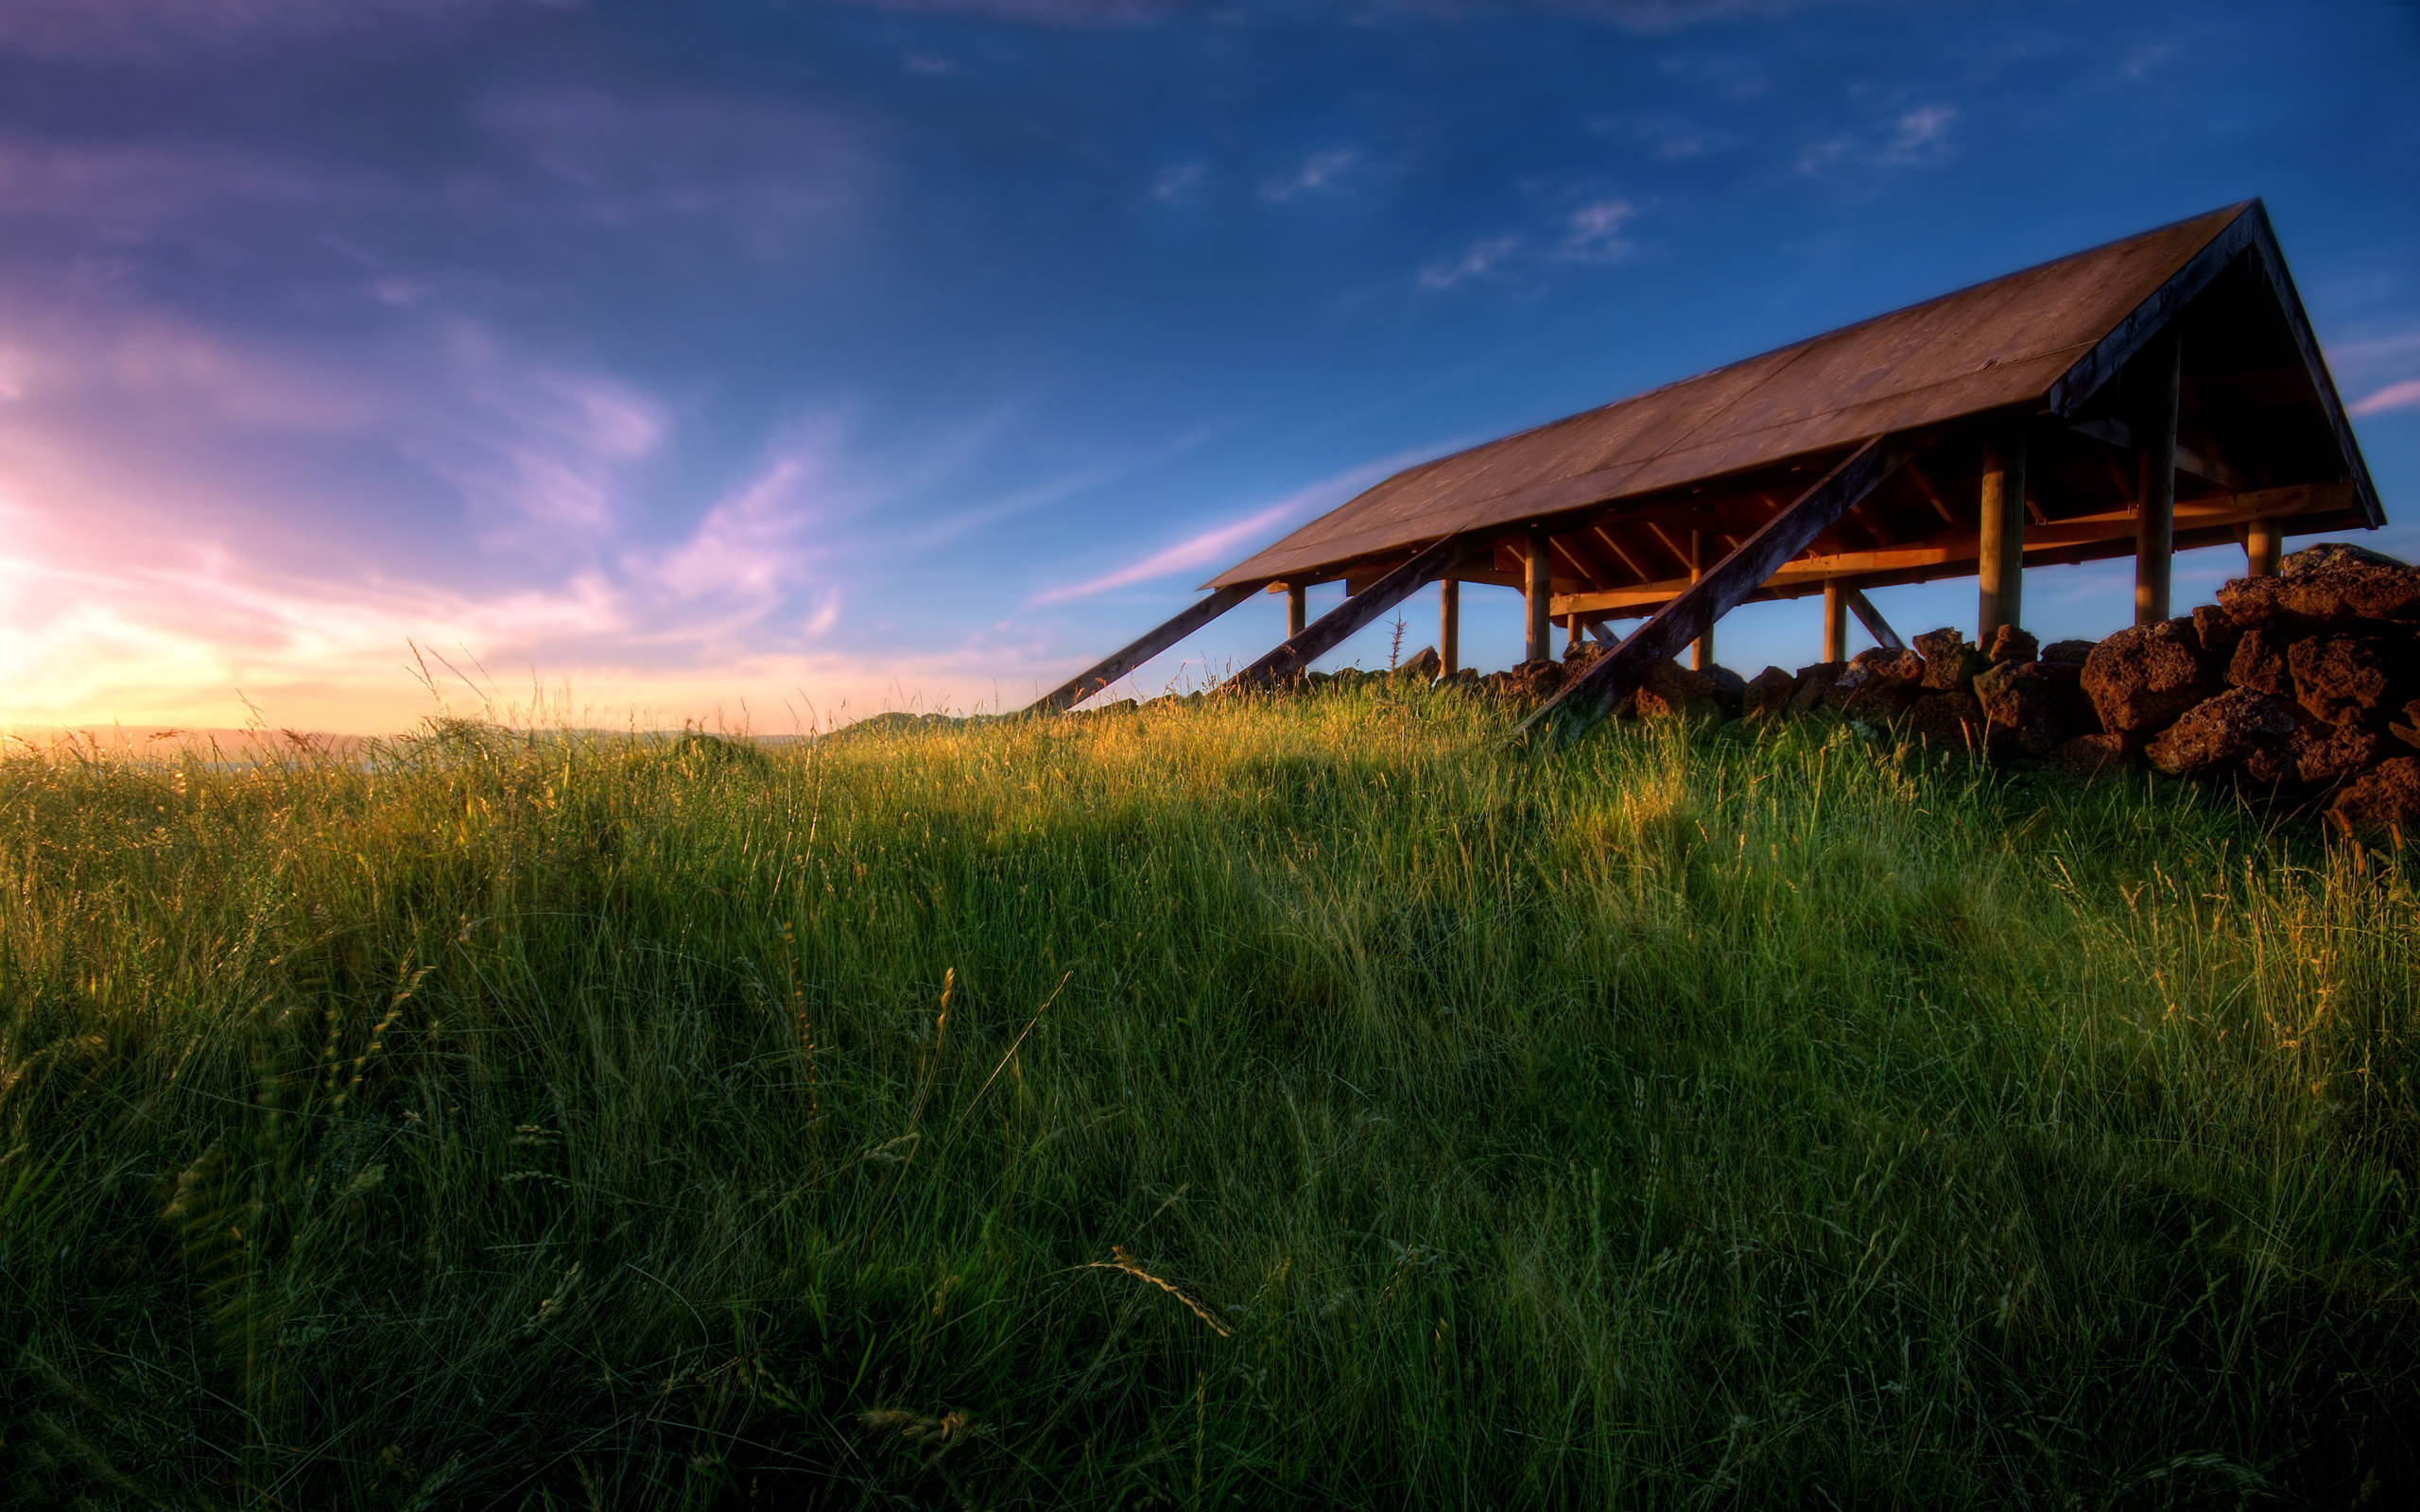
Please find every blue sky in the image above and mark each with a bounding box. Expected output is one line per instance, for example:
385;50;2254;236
2;0;2416;731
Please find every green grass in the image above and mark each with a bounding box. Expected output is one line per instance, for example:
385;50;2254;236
2;692;2414;1509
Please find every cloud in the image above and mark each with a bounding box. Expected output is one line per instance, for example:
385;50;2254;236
1799;103;1959;179
2350;378;2420;418
1417;198;1638;290
1259;150;1359;203
1028;450;1428;605
0;0;555;61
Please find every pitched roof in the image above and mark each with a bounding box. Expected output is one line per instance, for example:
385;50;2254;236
1207;202;2363;590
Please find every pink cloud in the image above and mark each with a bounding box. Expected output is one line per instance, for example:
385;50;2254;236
2349;377;2420;418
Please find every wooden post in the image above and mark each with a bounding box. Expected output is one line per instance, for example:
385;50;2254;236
1230;534;1485;689
1566;612;1584;656
1440;579;1461;675
1688;530;1711;671
1978;423;2027;642
2135;333;2180;625
1822;578;1846;663
1286;584;1306;641
1525;526;1551;664
2245;519;2282;578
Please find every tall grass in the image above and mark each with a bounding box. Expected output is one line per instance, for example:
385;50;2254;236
1;693;2413;1508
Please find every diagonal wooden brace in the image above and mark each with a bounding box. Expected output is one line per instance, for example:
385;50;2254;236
1515;437;1908;744
1844;588;1905;651
1229;532;1487;689
1025;582;1261;713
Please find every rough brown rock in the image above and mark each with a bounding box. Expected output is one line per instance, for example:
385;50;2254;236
1703;664;1748;721
1849;646;1926;686
1509;659;1566;700
2143;689;2299;777
2288;635;2393;726
1841;681;1921;721
1788;662;1847;713
1913;627;1990;692
1907;691;1986;747
2328;757;2420;841
2081;618;2216;746
2047;733;2127;781
2040;639;2097;664
2217;544;2420;627
1985;625;2040;665
1977;659;2089;755
1399;645;1442;681
2190;604;2243;663
1742;665;1795;722
2244;716;2386;787
1634;660;1718;721
2226;627;2291;696
2391;697;2420;752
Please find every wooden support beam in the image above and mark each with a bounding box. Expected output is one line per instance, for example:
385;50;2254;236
1978;422;2026;642
1230;535;1484;689
1591;524;1653;584
2245;518;2282;578
1440;578;1461;675
1028;582;1260;713
2136;332;2181;625
1846;588;1905;651
1687;529;1712;672
1516;438;1905;744
1823;579;1846;663
1286;584;1306;641
1525;526;1552;664
1548;481;2354;619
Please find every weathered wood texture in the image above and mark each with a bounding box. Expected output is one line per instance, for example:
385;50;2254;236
1546;481;2352;619
1525;527;1552;664
2136;333;2181;625
2245;518;2282;577
1823;579;1846;664
1286;584;1306;641
1688;529;1712;671
1229;534;1482;688
1846;589;1905;652
1515;438;1904;742
1440;578;1461;675
1026;583;1260;713
1977;425;2026;640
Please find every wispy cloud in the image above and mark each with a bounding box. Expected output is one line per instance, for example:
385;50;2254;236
1417;198;1638;290
1259;149;1359;203
2350;378;2420;418
1028;450;1426;605
1798;103;1960;178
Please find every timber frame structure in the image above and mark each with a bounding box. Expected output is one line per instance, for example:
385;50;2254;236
1027;201;2386;735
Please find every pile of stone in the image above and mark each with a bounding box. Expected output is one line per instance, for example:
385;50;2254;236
1534;542;2416;841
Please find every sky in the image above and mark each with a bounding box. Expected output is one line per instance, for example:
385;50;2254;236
3;0;2418;734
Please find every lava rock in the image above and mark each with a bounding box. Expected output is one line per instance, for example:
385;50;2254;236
1984;625;2040;665
2040;639;2098;664
1742;665;1796;723
2392;697;2420;752
1634;660;1719;722
1850;646;1927;686
1907;691;1987;747
1977;659;2089;755
2288;635;2394;726
2328;756;2420;840
2048;733;2128;781
2226;627;2292;697
2081;618;2216;747
2244;715;2386;787
1703;664;1748;721
1788;662;1847;713
2218;544;2420;627
1398;645;1443;681
1913;627;1991;693
2143;688;2299;777
1509;660;1566;699
2191;604;2243;662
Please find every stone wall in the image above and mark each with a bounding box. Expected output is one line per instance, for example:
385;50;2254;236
1524;542;2416;841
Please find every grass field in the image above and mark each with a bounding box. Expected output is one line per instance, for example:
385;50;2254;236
2;690;2415;1509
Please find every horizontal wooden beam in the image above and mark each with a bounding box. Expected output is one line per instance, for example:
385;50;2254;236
1516;437;1906;745
1547;480;2357;618
1025;582;1261;713
1229;533;1488;688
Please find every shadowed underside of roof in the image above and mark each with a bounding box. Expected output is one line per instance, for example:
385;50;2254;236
1206;202;2374;591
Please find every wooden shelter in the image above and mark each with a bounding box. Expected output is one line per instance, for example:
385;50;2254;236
1028;201;2385;733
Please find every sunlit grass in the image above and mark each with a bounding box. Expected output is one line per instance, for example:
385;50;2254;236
2;690;2413;1507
